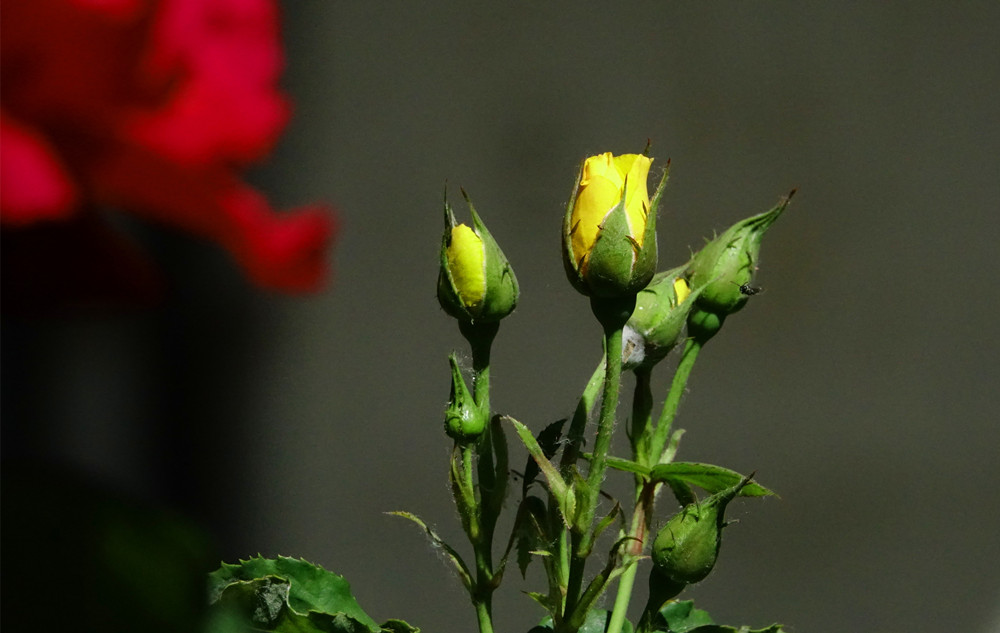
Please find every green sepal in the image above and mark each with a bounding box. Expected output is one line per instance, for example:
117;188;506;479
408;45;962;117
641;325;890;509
437;194;470;320
464;188;519;321
207;556;380;633
686;191;794;318
585;190;655;298
444;354;487;442
561;161;588;295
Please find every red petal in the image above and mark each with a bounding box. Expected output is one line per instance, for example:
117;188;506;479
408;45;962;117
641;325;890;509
0;111;79;224
87;141;335;293
220;186;335;292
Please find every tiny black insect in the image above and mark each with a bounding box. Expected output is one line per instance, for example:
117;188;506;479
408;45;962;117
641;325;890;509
738;282;763;296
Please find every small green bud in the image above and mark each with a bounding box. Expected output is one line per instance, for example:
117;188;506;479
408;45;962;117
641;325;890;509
686;191;794;318
651;477;750;584
562;152;665;299
437;189;519;323
622;265;701;370
444;354;487;441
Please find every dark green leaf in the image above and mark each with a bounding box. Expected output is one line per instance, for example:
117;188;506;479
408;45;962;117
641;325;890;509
534;609;633;633
209;556;380;633
514;496;549;578
523;418;566;497
648;463;775;497
655;600;714;632
650;601;786;633
380;619;420;633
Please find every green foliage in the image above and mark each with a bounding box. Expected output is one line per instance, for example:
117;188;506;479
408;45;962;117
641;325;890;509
208;556;412;633
646;601;786;633
649;463;775;498
530;609;634;633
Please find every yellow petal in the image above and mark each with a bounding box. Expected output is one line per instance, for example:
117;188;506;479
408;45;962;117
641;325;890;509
447;224;486;307
571;172;622;267
673;277;691;305
616;154;652;247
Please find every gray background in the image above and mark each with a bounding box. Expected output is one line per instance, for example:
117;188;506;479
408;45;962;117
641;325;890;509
6;2;999;632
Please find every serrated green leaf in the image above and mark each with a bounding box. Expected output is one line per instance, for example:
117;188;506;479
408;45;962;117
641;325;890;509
601;455;650;477
655;600;715;632
685;625;787;633
208;556;380;633
380;619;420;633
650;601;786;633
648;463;775;497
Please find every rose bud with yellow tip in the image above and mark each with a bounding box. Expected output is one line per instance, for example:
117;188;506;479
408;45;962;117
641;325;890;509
562;152;667;300
437;189;519;324
622;264;705;371
685;190;795;341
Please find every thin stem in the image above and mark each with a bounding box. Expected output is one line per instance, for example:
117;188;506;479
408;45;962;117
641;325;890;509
629;367;654;473
607;484;654;633
607;560;639;633
579;325;623;548
566;323;624;619
648;338;703;465
457;320;500;633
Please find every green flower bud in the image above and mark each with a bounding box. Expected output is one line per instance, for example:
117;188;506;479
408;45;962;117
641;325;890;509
444;354;487;441
650;477;750;584
686;191;795;318
622;264;702;370
562;152;667;299
437;189;519;323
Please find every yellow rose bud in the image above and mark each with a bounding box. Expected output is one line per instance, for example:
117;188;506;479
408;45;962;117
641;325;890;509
562;150;667;299
438;189;519;323
446;224;486;309
622;266;703;370
571;153;652;273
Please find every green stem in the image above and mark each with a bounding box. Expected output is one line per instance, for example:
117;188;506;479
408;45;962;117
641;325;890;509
566;316;627;621
630;367;654;474
474;599;495;633
607;483;654;633
578;325;623;550
648;338;703;464
607;560;639;633
556;359;604;621
457;320;501;633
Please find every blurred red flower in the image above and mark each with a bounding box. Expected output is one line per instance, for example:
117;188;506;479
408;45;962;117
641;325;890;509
0;0;335;306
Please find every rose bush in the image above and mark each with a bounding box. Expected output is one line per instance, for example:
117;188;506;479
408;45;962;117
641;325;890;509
0;0;335;305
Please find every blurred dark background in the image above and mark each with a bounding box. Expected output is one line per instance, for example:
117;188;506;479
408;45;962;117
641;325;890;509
3;2;999;632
